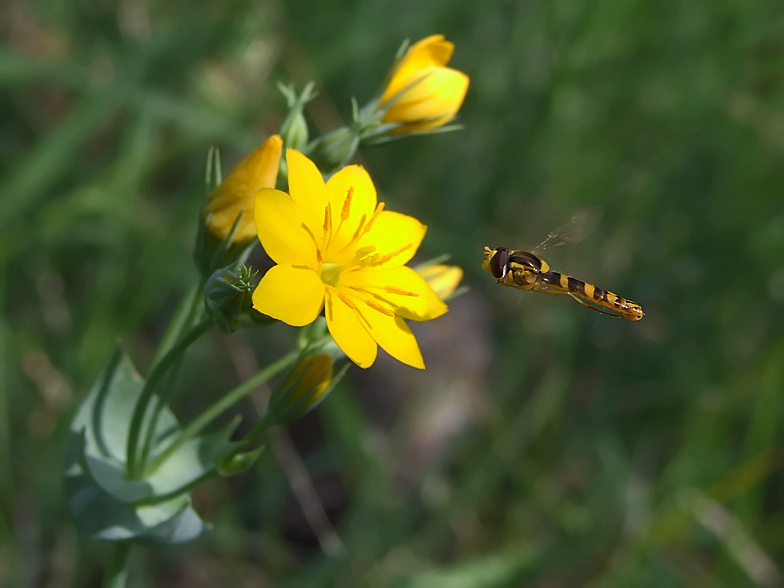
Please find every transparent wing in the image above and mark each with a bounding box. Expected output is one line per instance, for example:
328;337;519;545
533;208;603;254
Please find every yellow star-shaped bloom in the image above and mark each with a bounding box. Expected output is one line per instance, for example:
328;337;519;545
253;149;448;369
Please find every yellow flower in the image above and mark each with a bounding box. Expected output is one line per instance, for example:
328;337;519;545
417;264;464;301
203;134;283;244
268;354;333;423
253;149;448;369
380;35;469;132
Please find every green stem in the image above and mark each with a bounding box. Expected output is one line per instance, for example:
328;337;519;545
150;283;201;368
137;358;183;474
243;415;275;445
137;285;205;471
216;416;275;470
145;351;298;476
126;317;213;478
104;541;131;588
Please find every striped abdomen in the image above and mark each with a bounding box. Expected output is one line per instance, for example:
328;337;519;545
542;272;644;321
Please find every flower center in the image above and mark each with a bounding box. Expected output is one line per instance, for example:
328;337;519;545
320;263;342;287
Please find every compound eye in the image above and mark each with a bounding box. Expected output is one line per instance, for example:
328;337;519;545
489;248;509;279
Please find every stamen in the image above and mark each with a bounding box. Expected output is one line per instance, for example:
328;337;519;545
365;300;395;317
335;201;386;257
342;247;375;271
323;205;331;241
363;202;385;234
348;214;367;243
384;285;419;297
301;222;324;266
371;243;413;267
341;186;354;220
348;286;402;315
337;291;355;309
351;301;373;330
327;187;355;250
338;213;367;255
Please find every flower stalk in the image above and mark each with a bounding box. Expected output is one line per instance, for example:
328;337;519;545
125;316;213;479
144;351;299;477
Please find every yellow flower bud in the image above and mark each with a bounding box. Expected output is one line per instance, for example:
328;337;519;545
417;264;464;302
202;134;283;244
268;354;333;424
380;35;469;132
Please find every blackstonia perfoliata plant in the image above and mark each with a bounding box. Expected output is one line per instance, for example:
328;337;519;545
63;34;468;585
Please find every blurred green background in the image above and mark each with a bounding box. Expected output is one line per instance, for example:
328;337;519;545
3;0;784;585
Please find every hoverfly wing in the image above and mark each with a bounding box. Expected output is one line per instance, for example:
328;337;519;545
533;208;603;254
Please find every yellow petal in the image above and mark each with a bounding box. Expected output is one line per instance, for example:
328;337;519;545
383;68;469;130
286;149;327;236
382;35;454;104
255;188;319;268
360;303;424;369
325;288;377;368
357;211;426;269
252;264;325;327
203;135;283;243
323;165;377;259
342;266;448;321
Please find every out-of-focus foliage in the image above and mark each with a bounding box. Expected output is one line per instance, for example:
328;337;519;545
2;0;784;586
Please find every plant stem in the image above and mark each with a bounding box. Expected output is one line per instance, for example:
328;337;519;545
145;351;298;476
137;285;205;472
150;283;201;368
126;317;213;478
104;542;131;588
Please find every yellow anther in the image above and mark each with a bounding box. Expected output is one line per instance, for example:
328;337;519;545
363;202;385;234
384;285;419;297
365;300;395;317
323;205;331;239
337;291;355;309
341;186;354;221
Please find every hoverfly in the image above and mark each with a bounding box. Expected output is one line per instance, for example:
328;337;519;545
482;213;644;321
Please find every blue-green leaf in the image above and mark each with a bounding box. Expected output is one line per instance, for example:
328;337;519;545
63;349;219;544
65;431;206;544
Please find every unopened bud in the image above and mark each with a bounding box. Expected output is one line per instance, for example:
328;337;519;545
278;82;316;151
204;263;257;333
267;355;334;424
304;126;361;174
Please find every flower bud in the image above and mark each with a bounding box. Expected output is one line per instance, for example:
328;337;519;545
417;263;464;302
204;263;257;333
278;82;315;152
304;126;361;174
378;35;469;133
202;135;283;245
267;354;334;424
